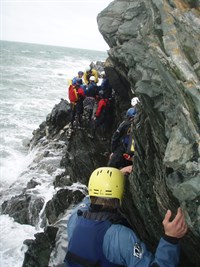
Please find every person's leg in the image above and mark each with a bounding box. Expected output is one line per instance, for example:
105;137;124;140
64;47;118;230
97;117;106;140
89;119;97;138
88;109;93;123
77;101;84;127
70;104;76;128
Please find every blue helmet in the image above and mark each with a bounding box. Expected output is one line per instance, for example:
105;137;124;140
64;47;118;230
76;78;83;85
126;107;137;119
78;71;84;76
72;79;77;85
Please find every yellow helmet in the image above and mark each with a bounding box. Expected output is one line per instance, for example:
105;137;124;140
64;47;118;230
88;167;125;202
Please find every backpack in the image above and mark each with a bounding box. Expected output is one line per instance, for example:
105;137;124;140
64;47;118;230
69;85;78;103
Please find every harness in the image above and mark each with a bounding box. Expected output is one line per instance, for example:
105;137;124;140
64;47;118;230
65;208;124;267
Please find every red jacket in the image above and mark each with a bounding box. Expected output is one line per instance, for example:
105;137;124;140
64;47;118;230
77;87;85;99
68;85;85;103
95;98;109;117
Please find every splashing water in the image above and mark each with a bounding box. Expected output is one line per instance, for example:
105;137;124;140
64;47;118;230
0;40;107;266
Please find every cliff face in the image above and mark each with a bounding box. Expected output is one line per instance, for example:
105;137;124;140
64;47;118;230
2;1;200;267
97;0;200;266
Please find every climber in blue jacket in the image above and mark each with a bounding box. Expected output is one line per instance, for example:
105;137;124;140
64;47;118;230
64;167;188;267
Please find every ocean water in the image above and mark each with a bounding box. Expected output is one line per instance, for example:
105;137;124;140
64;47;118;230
0;40;107;266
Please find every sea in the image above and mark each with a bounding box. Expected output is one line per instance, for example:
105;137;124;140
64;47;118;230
0;40;108;266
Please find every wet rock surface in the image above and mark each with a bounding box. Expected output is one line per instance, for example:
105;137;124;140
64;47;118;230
1;1;200;266
2;193;44;226
45;189;85;225
22;226;58;267
98;0;200;266
2;92;115;266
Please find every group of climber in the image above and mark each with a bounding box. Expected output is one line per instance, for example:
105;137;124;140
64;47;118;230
60;68;188;267
69;68;142;176
68;66;140;169
68;66;113;139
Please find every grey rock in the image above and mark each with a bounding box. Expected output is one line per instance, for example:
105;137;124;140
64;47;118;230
1;194;44;226
98;0;200;266
4;1;200;265
45;189;85;225
22;226;58;267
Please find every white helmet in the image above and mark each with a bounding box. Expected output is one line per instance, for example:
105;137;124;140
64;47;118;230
131;97;139;107
85;66;91;72
89;76;95;81
100;71;105;76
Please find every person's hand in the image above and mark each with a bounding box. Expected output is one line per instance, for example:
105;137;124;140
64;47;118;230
162;207;188;238
120;165;133;175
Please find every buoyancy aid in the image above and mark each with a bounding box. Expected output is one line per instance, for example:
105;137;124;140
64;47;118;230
84;70;99;85
69;85;78;103
65;209;123;267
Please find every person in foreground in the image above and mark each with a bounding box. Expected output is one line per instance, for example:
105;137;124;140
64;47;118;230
64;167;188;267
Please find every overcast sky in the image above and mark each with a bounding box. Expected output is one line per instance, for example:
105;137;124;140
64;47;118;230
1;0;113;51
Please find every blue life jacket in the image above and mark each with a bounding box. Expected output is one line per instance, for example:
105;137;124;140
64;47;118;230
64;214;121;267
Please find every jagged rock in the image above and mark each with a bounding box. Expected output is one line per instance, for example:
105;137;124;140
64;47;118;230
13;1;200;265
60;130;111;185
31;121;47;147
2;195;31;225
90;61;105;73
26;179;41;190
2;194;44;225
45;189;85;224
46;99;71;137
2;179;43;225
30;99;71;147
53;172;72;188
97;1;200;266
22;226;58;267
2;194;44;226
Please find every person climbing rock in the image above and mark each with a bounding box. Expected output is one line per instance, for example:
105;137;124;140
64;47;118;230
108;107;137;169
68;79;85;128
83;66;99;85
64;167;188;267
88;90;111;140
71;71;84;85
99;71;112;98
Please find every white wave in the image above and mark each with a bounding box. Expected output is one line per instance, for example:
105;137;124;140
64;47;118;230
0;42;107;266
21;50;31;53
0;215;36;267
0;148;36;197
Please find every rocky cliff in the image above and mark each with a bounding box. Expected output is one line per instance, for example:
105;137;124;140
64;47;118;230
97;0;200;266
2;0;200;267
